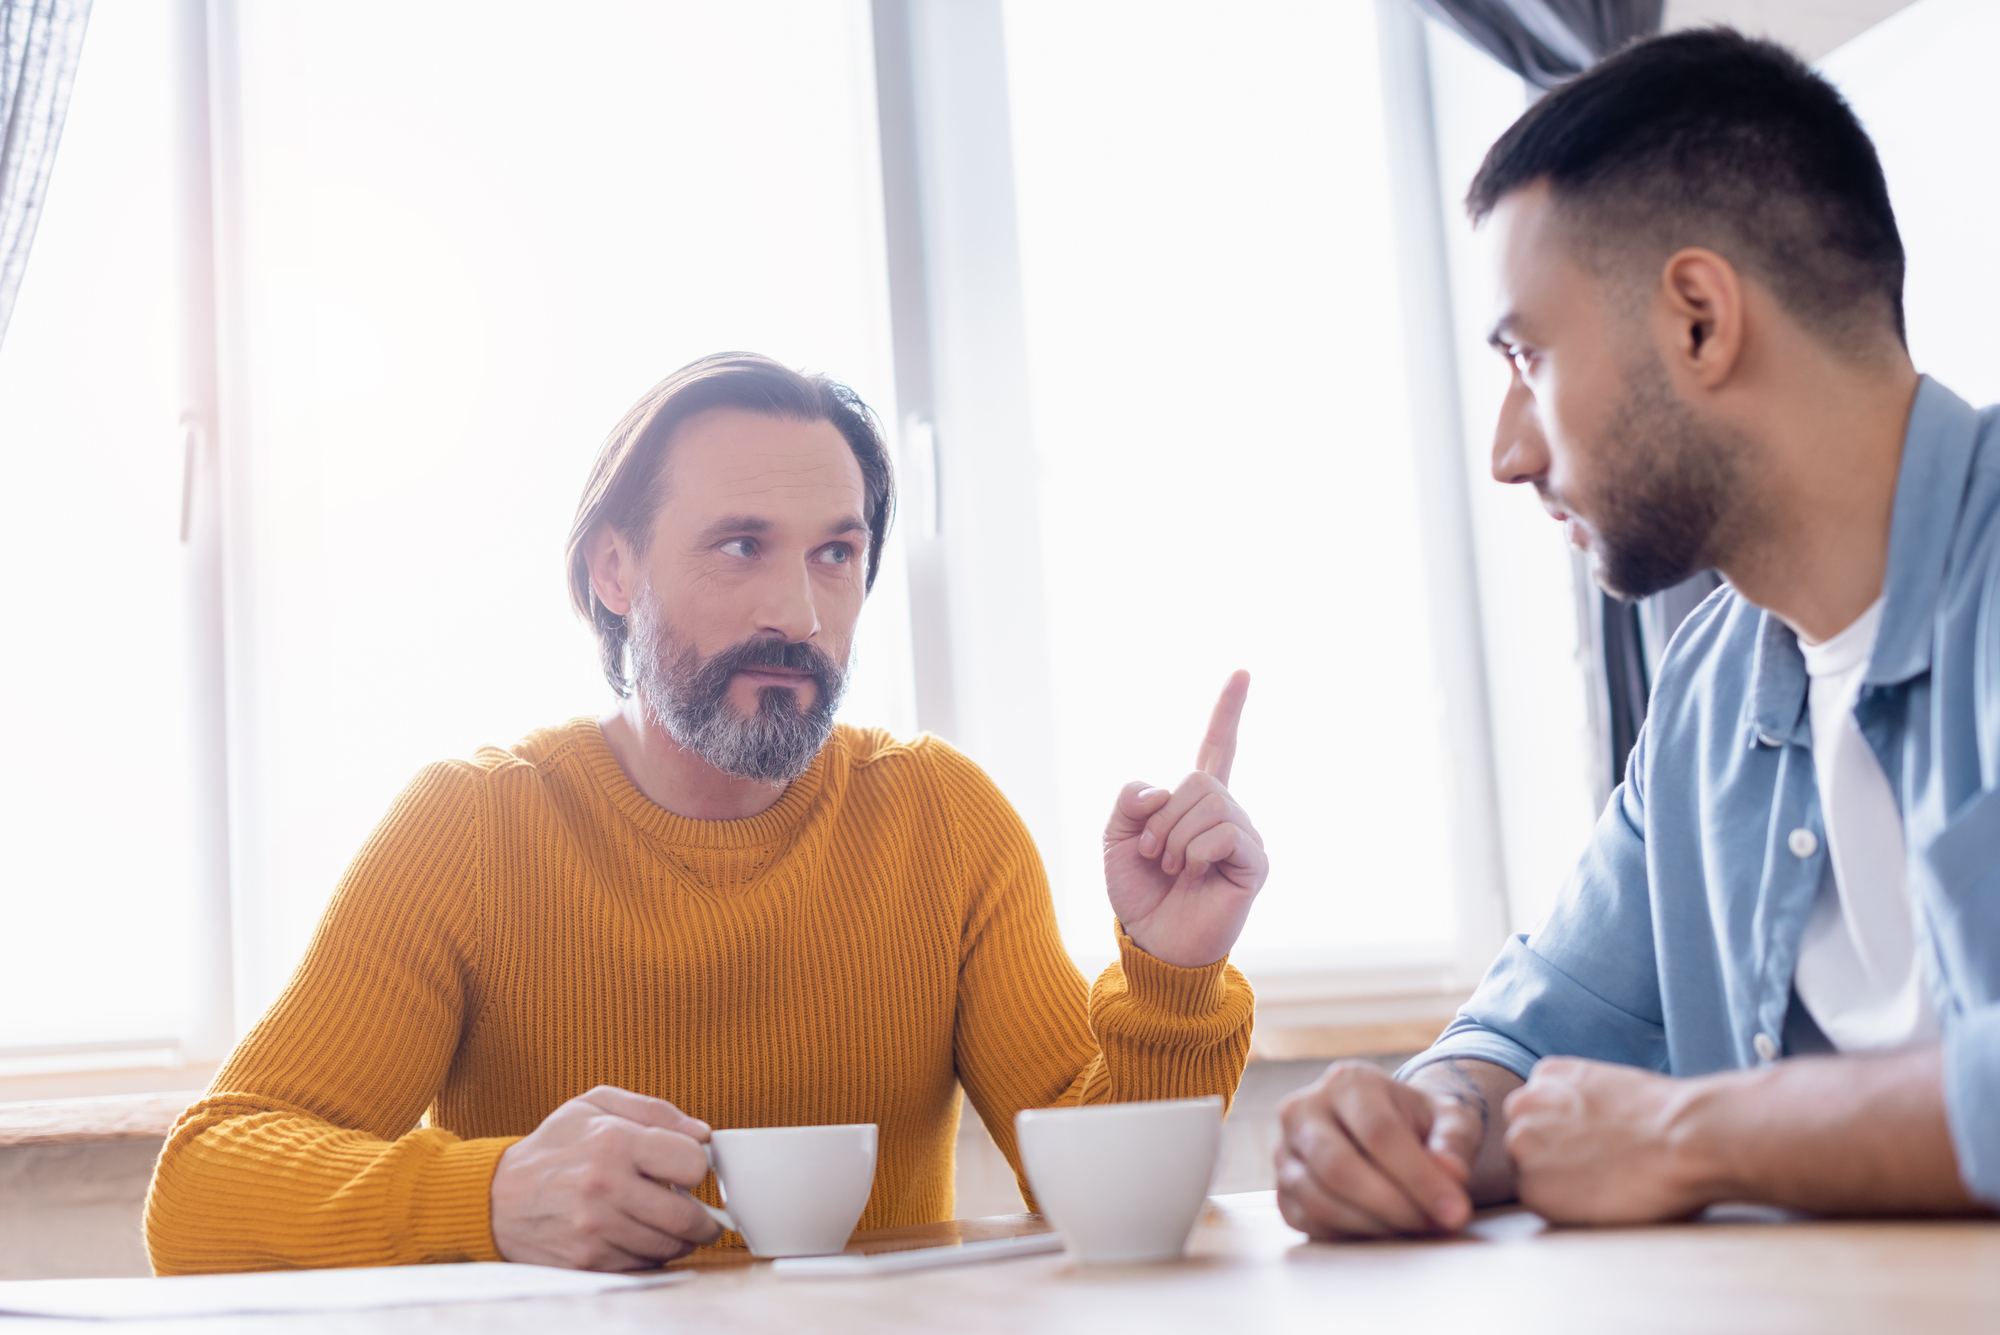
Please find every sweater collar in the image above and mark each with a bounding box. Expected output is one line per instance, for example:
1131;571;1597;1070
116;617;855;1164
569;717;840;852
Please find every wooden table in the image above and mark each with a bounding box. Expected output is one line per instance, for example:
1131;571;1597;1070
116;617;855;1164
29;1192;2000;1333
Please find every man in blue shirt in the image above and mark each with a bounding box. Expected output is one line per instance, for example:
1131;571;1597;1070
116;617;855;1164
1276;28;1999;1235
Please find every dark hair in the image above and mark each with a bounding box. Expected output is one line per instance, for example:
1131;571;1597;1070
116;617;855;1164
565;352;896;694
1468;28;1905;351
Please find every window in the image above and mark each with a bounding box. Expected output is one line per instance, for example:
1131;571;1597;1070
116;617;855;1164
1424;21;1599;939
216;0;913;1023
1822;0;2000;410
1000;0;1473;975
0;0;204;1071
6;0;1639;1082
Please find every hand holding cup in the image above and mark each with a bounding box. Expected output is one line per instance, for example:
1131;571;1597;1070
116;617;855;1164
490;1085;721;1271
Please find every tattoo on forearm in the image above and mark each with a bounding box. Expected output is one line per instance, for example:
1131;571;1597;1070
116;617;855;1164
1436;1059;1491;1135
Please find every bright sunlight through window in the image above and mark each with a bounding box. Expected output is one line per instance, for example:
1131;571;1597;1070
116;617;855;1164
1003;0;1461;973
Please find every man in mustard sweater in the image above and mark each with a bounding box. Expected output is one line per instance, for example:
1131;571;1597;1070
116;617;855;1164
144;352;1266;1274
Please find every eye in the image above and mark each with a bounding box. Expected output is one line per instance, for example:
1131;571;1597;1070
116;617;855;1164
815;544;853;566
1507;344;1539;377
720;537;757;558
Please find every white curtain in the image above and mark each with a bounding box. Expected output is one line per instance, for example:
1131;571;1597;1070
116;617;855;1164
0;0;91;348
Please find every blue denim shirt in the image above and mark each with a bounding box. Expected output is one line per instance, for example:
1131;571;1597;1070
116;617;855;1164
1407;378;2000;1203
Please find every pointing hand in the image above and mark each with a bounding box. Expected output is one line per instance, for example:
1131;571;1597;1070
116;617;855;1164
1103;671;1268;968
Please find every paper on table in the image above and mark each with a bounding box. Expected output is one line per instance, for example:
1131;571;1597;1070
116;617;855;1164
0;1263;691;1321
772;1232;1065;1278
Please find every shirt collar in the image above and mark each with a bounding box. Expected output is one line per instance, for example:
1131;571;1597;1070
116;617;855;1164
1745;376;1981;747
1868;376;1981;686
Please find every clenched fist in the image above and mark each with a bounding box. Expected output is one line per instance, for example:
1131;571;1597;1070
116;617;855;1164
1275;1057;1522;1237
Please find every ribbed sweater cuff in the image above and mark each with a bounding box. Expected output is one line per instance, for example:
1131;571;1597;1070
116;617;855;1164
408;1136;517;1263
1113;926;1231;1017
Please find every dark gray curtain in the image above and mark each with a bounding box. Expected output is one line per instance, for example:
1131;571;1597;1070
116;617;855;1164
1410;0;1662;87
0;0;92;353
1409;0;1708;791
1619;569;1724;776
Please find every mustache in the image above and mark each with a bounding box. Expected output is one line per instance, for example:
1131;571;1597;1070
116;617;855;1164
680;632;846;715
708;634;841;678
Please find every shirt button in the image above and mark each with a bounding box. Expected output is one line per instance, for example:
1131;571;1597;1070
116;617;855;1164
1753;1032;1779;1062
1787;828;1819;858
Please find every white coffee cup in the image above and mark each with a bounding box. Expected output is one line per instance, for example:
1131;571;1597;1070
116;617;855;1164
1015;1096;1222;1264
683;1124;878;1258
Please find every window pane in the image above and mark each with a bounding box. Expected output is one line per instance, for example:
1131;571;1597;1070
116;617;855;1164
0;0;199;1050
1427;21;1595;937
1003;0;1459;972
1823;1;2000;409
222;0;911;1021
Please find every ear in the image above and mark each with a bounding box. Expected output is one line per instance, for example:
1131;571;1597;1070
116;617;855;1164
1655;247;1745;390
583;523;638;617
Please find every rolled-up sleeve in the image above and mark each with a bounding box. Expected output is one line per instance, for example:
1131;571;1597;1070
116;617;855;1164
1402;733;1669;1083
1922;543;2000;1206
1942;1008;2000;1204
1916;780;2000;1205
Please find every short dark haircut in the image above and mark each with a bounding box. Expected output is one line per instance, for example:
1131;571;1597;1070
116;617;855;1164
565;352;896;694
1468;28;1905;352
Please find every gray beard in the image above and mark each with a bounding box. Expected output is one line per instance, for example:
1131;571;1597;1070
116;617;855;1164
626;588;846;785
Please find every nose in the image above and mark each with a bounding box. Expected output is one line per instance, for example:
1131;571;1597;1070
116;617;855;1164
753;555;822;645
1491;371;1550;487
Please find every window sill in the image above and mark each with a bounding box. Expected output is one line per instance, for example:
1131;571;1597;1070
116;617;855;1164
0;1092;204;1148
0;1021;1448;1148
1248;1019;1448;1062
1246;967;1468;1061
0;1061;218;1107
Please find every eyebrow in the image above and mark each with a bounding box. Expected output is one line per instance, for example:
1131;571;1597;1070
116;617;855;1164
693;513;869;544
694;515;771;544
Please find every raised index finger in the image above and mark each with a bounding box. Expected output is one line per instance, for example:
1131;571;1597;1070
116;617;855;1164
1194;670;1251;786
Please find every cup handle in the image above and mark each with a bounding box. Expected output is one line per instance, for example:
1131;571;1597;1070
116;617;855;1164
678;1141;734;1232
682;1192;733;1232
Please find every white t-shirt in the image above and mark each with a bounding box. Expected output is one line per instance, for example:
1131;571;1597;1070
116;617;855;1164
1791;595;1939;1051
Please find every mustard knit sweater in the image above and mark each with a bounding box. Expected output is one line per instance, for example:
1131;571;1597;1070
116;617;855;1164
144;719;1253;1274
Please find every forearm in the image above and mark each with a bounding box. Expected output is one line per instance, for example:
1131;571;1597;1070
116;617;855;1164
146;1096;514;1273
1083;931;1254;1104
1408;1057;1524;1205
1673;1047;1982;1215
